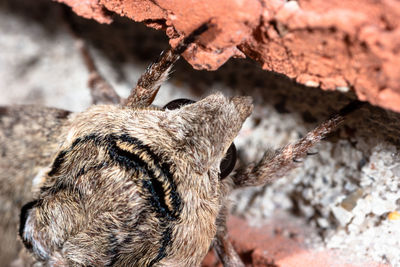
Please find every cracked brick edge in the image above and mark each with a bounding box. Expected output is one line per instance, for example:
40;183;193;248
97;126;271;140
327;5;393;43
56;0;400;112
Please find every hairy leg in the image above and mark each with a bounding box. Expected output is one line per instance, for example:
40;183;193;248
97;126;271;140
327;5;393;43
77;39;121;105
76;39;121;105
63;9;121;105
66;10;211;108
233;101;364;188
124;22;211;108
213;204;245;267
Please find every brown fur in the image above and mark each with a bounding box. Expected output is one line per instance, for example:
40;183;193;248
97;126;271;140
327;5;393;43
0;106;69;265
0;22;361;267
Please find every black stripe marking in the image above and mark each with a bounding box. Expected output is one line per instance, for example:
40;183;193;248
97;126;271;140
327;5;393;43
47;134;99;177
46;134;180;220
106;231;120;266
118;134;181;218
42;133;181;265
47;149;68;176
40;180;69;195
106;135;177;220
142;179;170;219
19;200;40;250
148;227;173;267
42;163;105;198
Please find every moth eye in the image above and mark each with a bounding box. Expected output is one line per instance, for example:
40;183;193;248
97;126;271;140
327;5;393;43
163;98;196;110
219;143;237;179
163;98;237;179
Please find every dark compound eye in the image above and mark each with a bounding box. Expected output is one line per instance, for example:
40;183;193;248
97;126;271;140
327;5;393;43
163;98;196;110
163;98;237;179
219;143;237;179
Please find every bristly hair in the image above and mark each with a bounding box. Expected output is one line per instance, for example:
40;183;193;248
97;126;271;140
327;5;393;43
125;21;213;108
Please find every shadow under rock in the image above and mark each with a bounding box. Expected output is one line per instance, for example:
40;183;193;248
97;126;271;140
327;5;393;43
0;0;355;117
2;0;399;144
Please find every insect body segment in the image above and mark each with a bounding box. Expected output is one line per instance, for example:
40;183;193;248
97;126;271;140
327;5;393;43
163;98;238;180
0;18;362;267
59;133;180;215
21;131;182;266
110;134;182;220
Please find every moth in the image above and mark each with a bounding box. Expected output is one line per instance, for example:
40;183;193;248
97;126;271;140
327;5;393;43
0;21;361;266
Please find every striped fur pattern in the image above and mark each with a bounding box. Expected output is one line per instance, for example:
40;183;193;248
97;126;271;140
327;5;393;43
18;96;252;266
0;20;361;267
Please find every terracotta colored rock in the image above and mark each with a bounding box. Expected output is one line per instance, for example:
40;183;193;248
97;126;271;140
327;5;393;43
201;216;388;267
56;0;400;112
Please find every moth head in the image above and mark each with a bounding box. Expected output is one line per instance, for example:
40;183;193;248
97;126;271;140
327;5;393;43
19;93;253;265
163;97;240;179
160;93;252;179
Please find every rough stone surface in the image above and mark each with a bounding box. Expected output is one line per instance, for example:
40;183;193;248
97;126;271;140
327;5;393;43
1;0;399;266
56;0;400;112
202;216;388;267
55;0;113;23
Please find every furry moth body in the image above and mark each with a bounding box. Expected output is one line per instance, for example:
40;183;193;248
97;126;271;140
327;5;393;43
0;21;362;267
